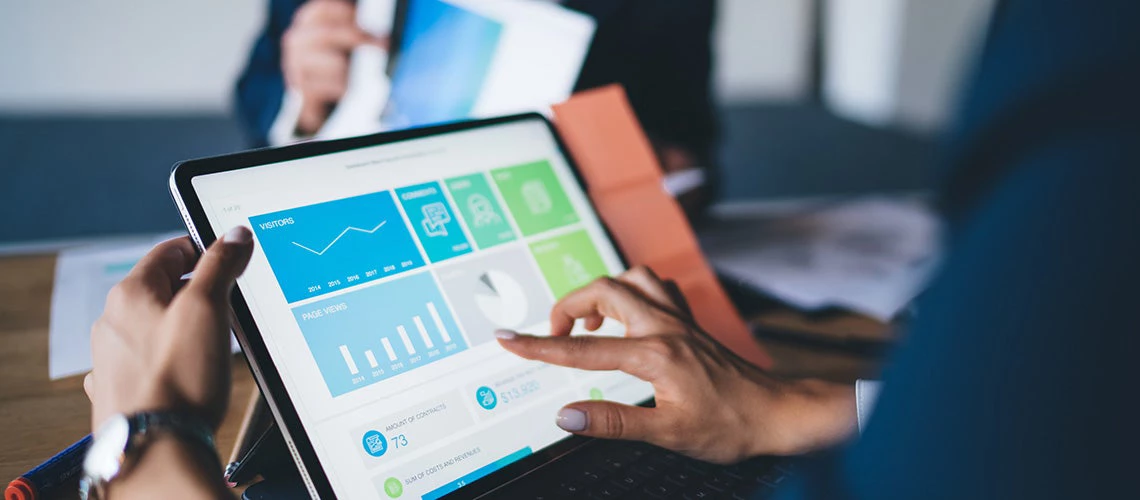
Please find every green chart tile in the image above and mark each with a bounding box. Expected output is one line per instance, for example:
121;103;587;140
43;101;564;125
491;160;579;237
445;173;517;249
529;230;608;298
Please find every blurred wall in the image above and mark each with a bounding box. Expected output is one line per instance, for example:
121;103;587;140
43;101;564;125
0;1;264;114
0;0;814;115
715;0;812;103
824;0;995;131
893;0;995;130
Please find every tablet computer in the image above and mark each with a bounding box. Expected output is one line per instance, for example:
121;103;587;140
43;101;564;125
170;114;654;499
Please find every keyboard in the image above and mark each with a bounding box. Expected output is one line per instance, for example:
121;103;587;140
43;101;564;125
482;439;794;499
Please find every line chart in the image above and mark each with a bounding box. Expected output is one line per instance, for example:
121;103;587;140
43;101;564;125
249;191;424;302
291;221;388;256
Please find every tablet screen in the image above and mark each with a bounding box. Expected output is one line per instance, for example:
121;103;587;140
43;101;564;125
189;118;653;498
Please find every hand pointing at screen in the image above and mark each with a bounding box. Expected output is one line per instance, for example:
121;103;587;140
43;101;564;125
495;267;857;464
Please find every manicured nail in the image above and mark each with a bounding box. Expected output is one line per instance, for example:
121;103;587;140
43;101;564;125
494;329;518;341
224;226;252;244
556;408;588;432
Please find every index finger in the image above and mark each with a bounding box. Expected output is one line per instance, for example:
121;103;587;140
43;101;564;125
548;277;660;338
121;237;197;305
496;332;662;382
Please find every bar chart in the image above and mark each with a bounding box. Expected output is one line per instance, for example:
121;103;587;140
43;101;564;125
292;271;468;397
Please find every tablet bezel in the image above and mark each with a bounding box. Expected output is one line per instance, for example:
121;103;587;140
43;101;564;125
170;113;640;499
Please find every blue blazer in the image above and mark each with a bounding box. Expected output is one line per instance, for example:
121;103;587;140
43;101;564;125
774;0;1140;498
235;0;717;164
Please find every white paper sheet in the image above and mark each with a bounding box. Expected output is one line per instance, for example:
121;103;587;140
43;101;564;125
310;0;393;140
702;197;942;321
48;234;239;379
317;44;391;140
319;0;594;140
456;0;595;119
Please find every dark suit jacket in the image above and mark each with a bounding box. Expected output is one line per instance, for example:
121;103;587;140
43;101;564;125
235;0;718;166
773;0;1140;498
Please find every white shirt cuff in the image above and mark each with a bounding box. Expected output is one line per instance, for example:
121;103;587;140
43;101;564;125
267;89;309;146
855;379;882;433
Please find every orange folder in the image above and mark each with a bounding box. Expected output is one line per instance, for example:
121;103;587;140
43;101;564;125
553;85;774;369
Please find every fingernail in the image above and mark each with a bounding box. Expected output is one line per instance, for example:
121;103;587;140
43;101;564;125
223;226;252;245
494;329;518;341
556;408;588;432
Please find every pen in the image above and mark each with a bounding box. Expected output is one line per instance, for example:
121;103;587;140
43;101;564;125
5;435;91;500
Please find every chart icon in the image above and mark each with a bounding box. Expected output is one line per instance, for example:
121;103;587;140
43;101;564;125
436;246;554;346
476;386;497;410
362;430;388;458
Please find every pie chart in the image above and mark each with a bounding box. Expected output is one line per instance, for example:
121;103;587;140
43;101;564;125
473;270;529;328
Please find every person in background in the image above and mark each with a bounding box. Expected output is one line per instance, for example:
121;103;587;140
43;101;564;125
84;0;1139;498
236;0;720;216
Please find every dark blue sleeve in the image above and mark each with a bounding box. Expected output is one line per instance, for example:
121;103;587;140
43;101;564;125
235;0;305;147
774;0;1140;498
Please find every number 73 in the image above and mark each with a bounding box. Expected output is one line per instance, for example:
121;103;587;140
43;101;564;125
390;434;409;448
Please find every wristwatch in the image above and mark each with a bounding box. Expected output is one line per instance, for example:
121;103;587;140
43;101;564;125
79;411;217;500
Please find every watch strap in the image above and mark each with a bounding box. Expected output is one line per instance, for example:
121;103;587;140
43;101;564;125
131;411;217;454
80;411;218;500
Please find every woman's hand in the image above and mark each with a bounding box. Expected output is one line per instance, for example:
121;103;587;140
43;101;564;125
496;267;857;464
85;228;253;432
82;228;253;498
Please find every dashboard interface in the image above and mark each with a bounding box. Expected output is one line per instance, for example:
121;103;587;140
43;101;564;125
188;119;654;499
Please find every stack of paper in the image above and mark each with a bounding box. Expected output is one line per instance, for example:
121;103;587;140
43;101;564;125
49;234;239;380
702;197;941;321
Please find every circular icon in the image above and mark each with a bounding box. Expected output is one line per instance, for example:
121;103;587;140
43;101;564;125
362;430;388;458
589;387;604;400
476;386;498;410
383;477;404;498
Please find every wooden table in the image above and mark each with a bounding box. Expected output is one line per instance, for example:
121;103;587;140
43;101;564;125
0;254;258;499
0;253;889;498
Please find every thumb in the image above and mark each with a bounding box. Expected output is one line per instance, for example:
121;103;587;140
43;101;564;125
555;401;659;442
185;226;254;302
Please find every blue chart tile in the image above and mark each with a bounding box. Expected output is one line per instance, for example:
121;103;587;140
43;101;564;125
292;271;468;397
249;191;424;303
